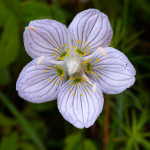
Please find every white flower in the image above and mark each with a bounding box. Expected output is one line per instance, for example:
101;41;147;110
16;9;136;128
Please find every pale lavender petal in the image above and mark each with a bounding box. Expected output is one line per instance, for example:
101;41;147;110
24;19;69;60
68;9;113;56
16;57;67;103
85;47;136;94
57;77;104;128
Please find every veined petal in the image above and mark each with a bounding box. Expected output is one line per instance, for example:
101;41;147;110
68;9;113;57
16;56;67;103
24;19;70;60
58;77;104;128
84;47;136;94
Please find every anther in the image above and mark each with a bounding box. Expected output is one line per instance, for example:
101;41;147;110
30;27;36;30
98;47;107;56
37;56;45;65
93;83;97;94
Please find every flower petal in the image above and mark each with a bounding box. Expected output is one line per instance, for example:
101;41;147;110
85;47;136;94
68;9;113;56
57;77;104;128
24;19;70;60
16;57;67;103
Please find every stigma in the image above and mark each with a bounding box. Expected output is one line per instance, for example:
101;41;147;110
66;57;83;75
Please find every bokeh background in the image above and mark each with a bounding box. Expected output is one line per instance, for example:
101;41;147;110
0;0;150;150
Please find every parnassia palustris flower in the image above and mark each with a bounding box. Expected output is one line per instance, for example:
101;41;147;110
16;9;136;128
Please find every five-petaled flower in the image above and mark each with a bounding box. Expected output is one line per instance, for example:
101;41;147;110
16;9;136;128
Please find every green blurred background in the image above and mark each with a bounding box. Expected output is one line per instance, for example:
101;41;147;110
0;0;150;149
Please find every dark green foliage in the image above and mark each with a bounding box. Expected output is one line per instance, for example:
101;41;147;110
0;0;150;150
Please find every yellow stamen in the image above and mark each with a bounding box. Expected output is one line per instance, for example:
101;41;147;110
54;65;56;68
53;51;55;53
72;46;75;49
99;74;102;77
83;53;86;56
86;89;88;92
96;59;100;62
47;79;49;81
60;44;63;47
60;78;62;81
85;41;87;44
56;83;58;85
65;44;67;46
80;94;83;96
73;93;75;96
44;70;47;73
87;83;90;86
83;78;87;82
101;66;103;69
67;54;69;57
30;27;35;30
83;61;88;64
52;80;54;83
49;67;51;69
69;83;72;85
53;54;55;56
88;59;90;61
56;47;58;50
69;90;71;92
95;76;98;79
56;57;59;60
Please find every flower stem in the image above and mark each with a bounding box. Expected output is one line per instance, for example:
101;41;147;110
0;91;46;150
103;94;110;150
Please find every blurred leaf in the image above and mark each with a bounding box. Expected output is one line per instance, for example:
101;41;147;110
33;102;55;111
0;68;11;85
50;5;68;24
2;0;20;15
0;15;19;69
125;90;142;110
20;1;68;26
64;133;83;150
19;142;36;150
135;0;150;16
0;91;46;150
0;132;18;150
64;133;97;150
0;113;17;127
84;139;97;150
114;110;150;150
110;19;125;48
20;1;53;25
0;1;9;27
0;0;20;27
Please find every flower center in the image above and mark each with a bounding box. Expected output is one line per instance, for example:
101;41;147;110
66;56;83;75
